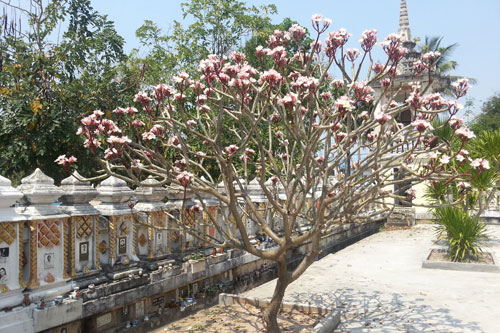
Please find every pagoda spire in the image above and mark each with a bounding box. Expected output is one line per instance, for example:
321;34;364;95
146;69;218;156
398;0;412;42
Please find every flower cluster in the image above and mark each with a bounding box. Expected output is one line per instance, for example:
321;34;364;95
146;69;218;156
451;78;471;99
411;119;433;133
380;34;407;62
359;29;378;52
374;109;392;125
55;155;77;168
278;92;299;109
470;158;490;171
348;81;374;104
324;28;351;58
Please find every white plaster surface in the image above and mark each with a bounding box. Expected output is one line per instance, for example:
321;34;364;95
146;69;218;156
0;306;34;332
0;223;20;291
243;225;500;332
36;220;64;285
32;298;82;332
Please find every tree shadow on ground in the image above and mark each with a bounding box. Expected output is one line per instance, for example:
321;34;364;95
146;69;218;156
288;288;482;332
160;303;322;332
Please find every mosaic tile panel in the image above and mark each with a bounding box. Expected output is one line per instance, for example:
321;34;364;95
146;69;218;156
37;220;61;248
0;222;16;245
77;216;92;238
182;210;195;227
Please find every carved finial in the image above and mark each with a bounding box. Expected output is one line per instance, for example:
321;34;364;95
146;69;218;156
398;0;412;42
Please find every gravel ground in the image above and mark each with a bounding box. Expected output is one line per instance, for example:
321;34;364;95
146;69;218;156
243;224;500;332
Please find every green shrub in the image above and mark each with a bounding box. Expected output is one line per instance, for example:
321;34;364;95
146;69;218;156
433;206;488;262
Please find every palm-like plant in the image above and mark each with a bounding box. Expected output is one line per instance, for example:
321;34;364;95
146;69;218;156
419;36;476;96
466;130;500;212
425;121;496;262
420;36;458;74
433;206;488;262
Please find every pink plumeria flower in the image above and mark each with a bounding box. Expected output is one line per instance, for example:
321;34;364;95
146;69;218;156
449;116;464;129
113;107;125;115
335;96;355;113
458;181;471;189
177;171;193;188
131;120;145;127
406;187;416;200
358;111;369;120
346;48;361;62
142;132;156;141
126;107;138;115
278;92;299;109
134;92;151;106
411;119;433;132
289;24;306;42
359;29;378;52
225;144;239;156
260;69;283;86
245;148;255;156
311;14;323;23
367;131;377;142
93;110;104;118
455;127;476;141
374;109;392;125
451;78;471;99
470;158;490;171
439;154;450;165
55;155;77;167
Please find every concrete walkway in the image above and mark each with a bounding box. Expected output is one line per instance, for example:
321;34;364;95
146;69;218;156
243;225;500;332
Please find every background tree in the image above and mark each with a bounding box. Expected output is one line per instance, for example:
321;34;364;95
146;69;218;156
425;118;497;262
418;35;476;97
0;0;135;184
128;0;278;86
469;92;500;133
420;36;458;74
66;16;478;332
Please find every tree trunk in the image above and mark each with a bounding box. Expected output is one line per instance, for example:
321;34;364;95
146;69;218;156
263;259;288;332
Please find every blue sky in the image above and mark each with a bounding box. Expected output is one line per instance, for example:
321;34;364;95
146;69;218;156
91;0;500;118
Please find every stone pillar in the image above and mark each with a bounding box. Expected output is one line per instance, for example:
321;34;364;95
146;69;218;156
59;171;100;275
0;175;25;309
268;177;285;233
16;169;69;292
134;177;168;259
247;178;267;237
165;185;195;253
197;190;220;246
92;176;135;267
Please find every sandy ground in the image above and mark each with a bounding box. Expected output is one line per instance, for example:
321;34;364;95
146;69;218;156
154;303;325;332
243;224;500;332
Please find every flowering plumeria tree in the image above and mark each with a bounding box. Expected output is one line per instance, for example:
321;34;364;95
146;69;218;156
60;14;479;332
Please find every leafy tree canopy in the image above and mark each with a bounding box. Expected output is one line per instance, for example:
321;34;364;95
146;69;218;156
0;0;136;184
470;92;500;133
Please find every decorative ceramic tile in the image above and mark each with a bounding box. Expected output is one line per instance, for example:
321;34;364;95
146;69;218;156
0;222;16;245
37;220;61;248
153;212;165;227
77;216;92;238
138;233;147;247
170;231;180;243
119;221;129;235
204;207;217;223
44;272;55;283
99;240;107;254
183;210;195;227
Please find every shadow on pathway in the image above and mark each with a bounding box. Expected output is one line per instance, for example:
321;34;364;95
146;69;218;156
288;288;482;332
